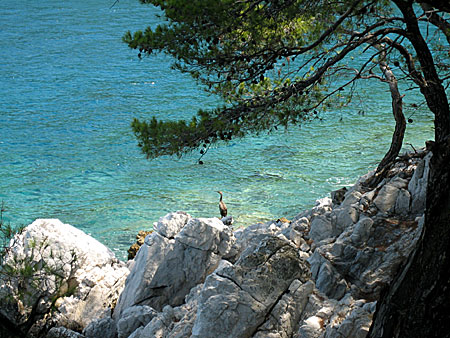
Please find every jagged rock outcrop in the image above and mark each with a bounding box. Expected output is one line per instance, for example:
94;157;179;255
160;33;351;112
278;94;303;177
191;236;311;338
0;151;430;338
0;219;129;337
114;212;235;319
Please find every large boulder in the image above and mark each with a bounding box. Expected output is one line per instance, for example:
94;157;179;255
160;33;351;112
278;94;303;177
114;213;235;320
0;219;129;337
191;236;311;338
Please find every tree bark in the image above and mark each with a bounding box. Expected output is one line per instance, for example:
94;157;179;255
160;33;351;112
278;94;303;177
369;137;450;338
365;50;406;188
375;61;406;179
369;1;450;336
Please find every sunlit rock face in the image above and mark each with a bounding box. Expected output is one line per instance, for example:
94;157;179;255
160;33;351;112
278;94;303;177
0;219;129;337
113;212;235;318
2;151;430;338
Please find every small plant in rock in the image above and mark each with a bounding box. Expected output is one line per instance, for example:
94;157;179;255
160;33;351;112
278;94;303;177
0;202;79;337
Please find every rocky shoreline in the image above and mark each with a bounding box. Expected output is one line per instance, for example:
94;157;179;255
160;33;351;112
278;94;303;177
0;150;430;338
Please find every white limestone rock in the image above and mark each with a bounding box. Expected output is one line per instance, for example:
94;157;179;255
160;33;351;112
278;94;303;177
224;221;280;262
0;219;129;334
114;215;235;320
191;236;311;338
154;211;191;238
176;217;233;255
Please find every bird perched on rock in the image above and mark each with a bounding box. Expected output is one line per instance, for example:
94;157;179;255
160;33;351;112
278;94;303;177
216;191;228;218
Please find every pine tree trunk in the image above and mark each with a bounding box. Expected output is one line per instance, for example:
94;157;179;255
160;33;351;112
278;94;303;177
366;57;406;188
368;137;450;337
375;62;406;175
369;0;450;336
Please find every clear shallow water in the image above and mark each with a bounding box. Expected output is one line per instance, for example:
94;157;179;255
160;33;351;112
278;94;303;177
0;0;434;259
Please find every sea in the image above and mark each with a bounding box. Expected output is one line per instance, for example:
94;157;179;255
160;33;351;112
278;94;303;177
0;0;434;259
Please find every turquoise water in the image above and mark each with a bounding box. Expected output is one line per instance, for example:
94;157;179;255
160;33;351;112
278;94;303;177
0;0;434;259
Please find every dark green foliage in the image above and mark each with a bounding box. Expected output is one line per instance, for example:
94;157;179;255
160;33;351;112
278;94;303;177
125;0;450;159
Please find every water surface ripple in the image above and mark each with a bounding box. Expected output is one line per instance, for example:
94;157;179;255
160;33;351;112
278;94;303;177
0;0;434;259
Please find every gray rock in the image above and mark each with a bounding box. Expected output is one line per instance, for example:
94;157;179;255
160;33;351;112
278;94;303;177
224;221;279;263
46;327;85;338
350;217;374;246
341;190;362;208
308;251;348;300
253;280;314;337
311;197;333;216
83;317;116;338
221;215;234;226
309;215;334;242
127;327;144;338
374;183;400;213
323;306;372;338
334;206;359;233
136;305;174;338
331;187;348;205
191;236;311;338
408;152;431;214
394;188;411;215
114;216;234;318
155;211;191;238
116;305;157;338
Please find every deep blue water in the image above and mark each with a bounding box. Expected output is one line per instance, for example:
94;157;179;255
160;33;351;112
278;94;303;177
0;0;434;259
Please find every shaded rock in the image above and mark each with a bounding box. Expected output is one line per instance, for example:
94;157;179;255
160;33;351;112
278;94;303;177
350;217;374;246
331;187;348;205
309;215;334;242
83;317;116;338
46;327;85;338
309;251;348;300
114;215;234;318
394;188;411;216
408;152;431;214
116;305;157;338
253;280;314;337
137;305;174;338
341;190;362;208
191;236;311;338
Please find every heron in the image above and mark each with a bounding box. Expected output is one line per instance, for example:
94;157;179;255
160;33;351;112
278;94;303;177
216;191;228;218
